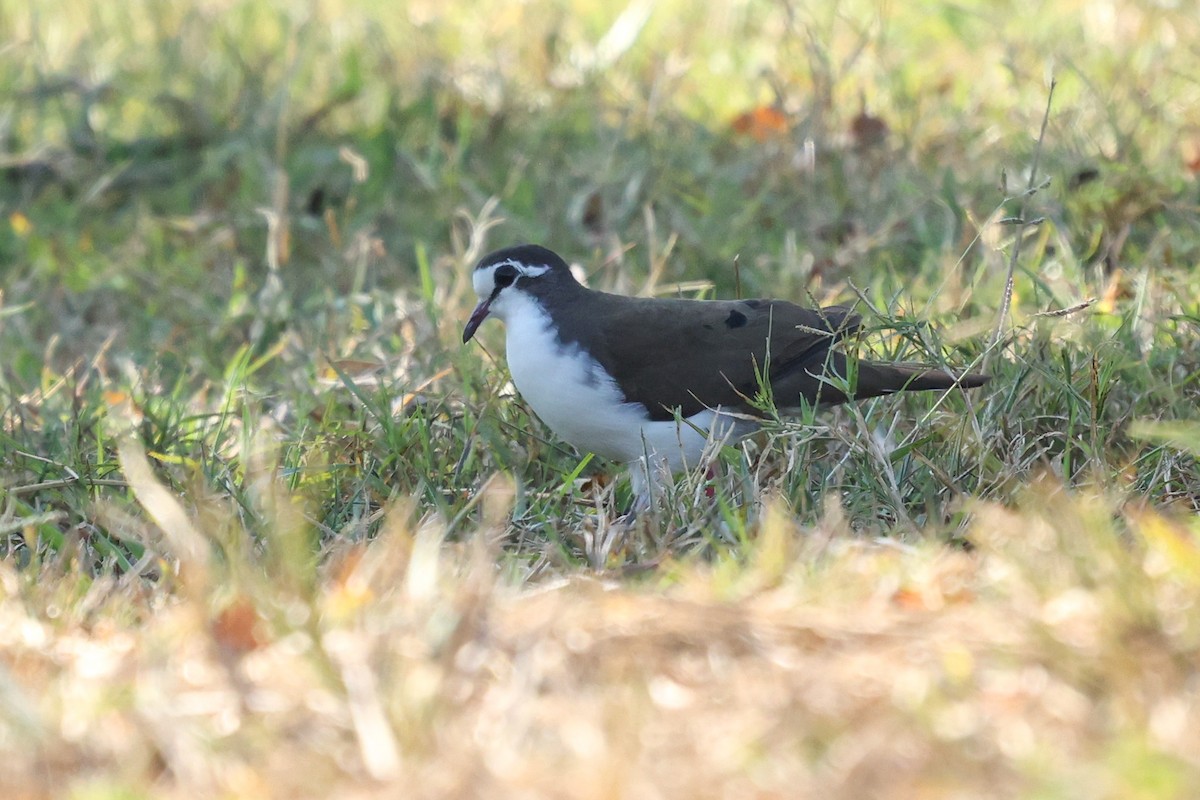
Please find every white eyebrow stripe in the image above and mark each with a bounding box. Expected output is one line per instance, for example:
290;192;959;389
494;258;549;278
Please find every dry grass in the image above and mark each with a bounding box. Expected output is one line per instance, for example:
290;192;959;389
4;457;1200;798
4;0;1200;796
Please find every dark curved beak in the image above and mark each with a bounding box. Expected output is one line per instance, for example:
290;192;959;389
462;296;493;343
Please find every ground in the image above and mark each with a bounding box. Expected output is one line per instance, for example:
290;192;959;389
2;0;1200;797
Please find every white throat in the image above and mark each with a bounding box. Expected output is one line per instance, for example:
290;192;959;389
500;290;642;461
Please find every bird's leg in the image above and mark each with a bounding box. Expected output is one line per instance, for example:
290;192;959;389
622;454;673;522
626;460;652;517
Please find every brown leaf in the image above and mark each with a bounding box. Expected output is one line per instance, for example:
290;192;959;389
891;587;926;610
323;359;384;379
576;472;614;494
211;597;265;655
730;106;790;142
1183;137;1200;175
582;191;605;235
850;110;889;149
1098;268;1132;313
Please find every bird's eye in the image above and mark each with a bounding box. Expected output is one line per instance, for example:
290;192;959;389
494;264;519;288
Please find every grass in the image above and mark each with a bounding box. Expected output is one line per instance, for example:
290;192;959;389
3;0;1200;796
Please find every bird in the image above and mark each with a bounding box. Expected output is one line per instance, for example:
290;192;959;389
462;244;988;509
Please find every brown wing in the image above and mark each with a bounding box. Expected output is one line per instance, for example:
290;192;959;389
578;293;862;421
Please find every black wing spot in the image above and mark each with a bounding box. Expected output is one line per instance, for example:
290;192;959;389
743;299;765;310
725;309;748;329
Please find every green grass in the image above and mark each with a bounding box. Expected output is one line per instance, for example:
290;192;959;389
3;0;1200;796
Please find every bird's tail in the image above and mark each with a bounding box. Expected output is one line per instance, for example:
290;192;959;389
851;361;990;399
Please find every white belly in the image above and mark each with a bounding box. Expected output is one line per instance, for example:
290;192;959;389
500;294;749;470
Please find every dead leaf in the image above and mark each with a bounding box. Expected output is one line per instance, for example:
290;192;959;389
730;106;789;142
211;597;265;654
323;359;384;379
850;110;889;149
1182;137;1200;175
1098;268;1132;313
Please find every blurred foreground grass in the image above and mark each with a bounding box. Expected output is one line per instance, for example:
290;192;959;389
7;463;1200;797
3;0;1200;796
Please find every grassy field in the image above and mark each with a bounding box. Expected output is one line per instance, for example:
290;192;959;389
3;0;1200;796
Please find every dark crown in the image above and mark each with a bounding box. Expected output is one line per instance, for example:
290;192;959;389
475;244;570;274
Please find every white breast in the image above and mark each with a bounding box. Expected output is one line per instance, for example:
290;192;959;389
496;291;756;471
